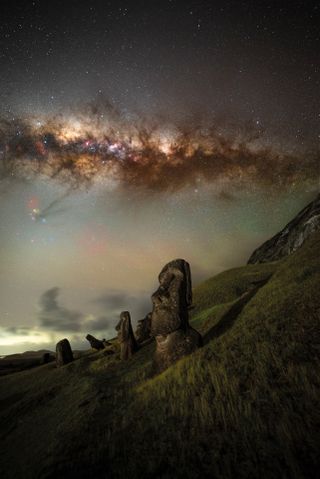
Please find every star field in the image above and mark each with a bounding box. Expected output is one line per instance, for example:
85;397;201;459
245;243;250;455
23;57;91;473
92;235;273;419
0;1;319;143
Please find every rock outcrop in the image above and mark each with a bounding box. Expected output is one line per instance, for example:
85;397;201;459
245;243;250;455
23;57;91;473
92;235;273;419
135;312;152;344
85;334;105;350
116;311;138;360
151;258;202;372
248;194;320;264
55;338;73;367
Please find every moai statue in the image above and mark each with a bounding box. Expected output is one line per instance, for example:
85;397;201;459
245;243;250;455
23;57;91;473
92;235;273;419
116;311;138;360
151;259;202;372
135;312;152;344
55;338;73;367
85;334;105;350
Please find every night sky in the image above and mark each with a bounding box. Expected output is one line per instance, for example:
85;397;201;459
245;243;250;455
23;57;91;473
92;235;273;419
0;0;319;354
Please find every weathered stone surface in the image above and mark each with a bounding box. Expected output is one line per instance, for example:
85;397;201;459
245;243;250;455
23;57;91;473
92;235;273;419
116;311;138;360
151;258;192;336
135;312;152;344
248;194;320;264
153;327;202;372
86;334;105;350
151;258;202;372
55;338;73;367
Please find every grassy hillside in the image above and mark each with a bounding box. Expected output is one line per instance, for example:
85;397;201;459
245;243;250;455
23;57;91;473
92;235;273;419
0;233;319;479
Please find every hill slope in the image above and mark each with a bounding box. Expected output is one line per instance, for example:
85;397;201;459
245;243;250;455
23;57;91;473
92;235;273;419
0;233;319;478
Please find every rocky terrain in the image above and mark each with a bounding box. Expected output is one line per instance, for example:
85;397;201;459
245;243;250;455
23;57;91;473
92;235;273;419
248;193;320;263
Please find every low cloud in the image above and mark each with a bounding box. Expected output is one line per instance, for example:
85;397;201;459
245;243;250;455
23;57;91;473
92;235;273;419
0;326;34;337
92;290;151;324
93;292;128;311
37;287;148;335
83;315;112;332
38;287;84;332
1;288;151;353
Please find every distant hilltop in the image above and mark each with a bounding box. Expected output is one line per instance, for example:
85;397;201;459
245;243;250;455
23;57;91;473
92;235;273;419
248;193;320;264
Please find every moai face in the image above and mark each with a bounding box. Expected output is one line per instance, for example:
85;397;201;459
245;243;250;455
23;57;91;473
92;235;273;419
151;259;192;336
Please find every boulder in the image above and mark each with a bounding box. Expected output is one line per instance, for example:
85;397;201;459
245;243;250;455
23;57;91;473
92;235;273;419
41;352;51;364
55;339;73;367
85;334;105;350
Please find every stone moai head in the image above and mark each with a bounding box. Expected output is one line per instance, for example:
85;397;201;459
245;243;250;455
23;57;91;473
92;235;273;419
151;258;192;336
116;310;132;342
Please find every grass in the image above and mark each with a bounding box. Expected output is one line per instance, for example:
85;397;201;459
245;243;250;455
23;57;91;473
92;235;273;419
0;233;319;478
191;261;277;316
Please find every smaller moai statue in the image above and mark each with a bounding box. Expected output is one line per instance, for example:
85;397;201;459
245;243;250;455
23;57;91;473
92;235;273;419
115;311;138;360
135;312;152;344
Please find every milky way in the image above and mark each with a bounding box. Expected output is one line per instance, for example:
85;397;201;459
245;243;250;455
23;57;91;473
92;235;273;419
1;106;319;194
